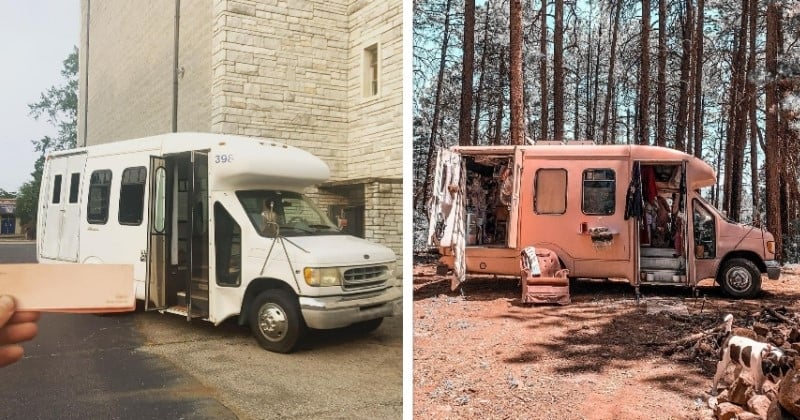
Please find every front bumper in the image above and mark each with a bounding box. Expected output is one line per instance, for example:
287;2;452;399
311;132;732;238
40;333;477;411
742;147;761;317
766;260;781;280
298;285;402;330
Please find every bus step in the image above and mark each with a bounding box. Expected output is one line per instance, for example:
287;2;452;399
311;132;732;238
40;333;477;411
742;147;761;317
641;270;684;283
164;305;207;319
176;291;209;312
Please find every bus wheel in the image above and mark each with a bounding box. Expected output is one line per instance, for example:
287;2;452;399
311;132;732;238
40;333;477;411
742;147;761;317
719;258;761;298
248;289;305;353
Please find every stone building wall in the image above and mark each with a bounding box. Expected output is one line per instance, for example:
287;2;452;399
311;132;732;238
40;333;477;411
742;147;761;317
364;180;403;268
345;1;403;180
78;0;212;145
211;0;351;179
77;0;403;272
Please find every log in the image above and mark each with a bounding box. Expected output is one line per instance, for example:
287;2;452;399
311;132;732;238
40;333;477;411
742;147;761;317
765;307;796;325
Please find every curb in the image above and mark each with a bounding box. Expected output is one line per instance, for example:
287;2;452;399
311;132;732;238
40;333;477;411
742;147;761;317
0;238;35;244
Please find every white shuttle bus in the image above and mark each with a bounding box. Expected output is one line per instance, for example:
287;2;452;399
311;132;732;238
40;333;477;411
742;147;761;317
37;132;401;353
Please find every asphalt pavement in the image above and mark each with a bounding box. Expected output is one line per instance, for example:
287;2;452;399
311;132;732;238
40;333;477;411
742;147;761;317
0;242;235;419
0;242;402;419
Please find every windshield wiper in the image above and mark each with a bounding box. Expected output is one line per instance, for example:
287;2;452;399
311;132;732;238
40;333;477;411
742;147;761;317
279;225;315;234
308;224;332;230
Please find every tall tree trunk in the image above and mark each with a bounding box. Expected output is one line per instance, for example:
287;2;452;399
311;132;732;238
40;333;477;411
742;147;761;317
494;48;507;145
638;0;651;145
746;0;758;224
627;106;632;144
553;0;565;140
510;0;524;145
590;23;602;142
601;1;621;145
473;3;491;145
611;86;618;143
459;0;476;146
715;119;725;208
675;1;693;152
692;0;705;159
656;0;667;147
723;79;736;214
584;19;594;141
539;0;548;142
420;0;454;213
575;34;582;142
765;0;782;259
728;0;750;221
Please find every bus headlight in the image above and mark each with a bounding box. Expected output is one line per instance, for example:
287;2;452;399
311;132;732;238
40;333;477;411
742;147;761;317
767;241;775;254
303;267;342;287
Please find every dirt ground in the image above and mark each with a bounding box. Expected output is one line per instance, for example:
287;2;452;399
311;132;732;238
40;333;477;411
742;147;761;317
413;258;800;419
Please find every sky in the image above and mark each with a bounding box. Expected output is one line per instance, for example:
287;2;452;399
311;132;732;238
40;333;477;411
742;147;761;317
0;1;79;192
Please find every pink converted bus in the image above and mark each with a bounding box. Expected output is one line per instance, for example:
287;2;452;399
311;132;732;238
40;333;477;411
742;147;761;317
428;143;780;303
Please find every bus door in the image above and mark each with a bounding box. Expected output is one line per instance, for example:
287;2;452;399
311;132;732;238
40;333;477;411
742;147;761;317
426;148;466;290
187;151;210;318
146;156;168;310
40;152;87;261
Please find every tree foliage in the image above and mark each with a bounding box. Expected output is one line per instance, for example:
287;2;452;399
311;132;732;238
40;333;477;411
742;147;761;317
15;47;78;226
413;0;800;259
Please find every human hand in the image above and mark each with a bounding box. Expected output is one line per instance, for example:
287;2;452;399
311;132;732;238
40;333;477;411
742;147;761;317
0;295;39;367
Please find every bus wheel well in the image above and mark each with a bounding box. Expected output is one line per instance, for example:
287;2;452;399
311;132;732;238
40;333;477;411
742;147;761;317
718;251;766;275
239;278;297;326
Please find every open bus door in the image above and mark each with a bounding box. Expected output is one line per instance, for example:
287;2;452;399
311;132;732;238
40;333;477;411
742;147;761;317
426;148;467;290
145;156;168;310
508;147;523;248
187;150;210;319
680;160;692;287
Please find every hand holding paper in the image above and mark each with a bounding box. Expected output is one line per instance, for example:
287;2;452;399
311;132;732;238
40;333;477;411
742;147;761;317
0;264;135;312
0;295;39;367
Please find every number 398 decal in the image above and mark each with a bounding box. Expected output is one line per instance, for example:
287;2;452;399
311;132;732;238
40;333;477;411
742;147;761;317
214;154;233;163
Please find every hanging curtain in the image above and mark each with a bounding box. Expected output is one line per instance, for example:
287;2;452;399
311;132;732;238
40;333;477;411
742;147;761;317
625;161;644;220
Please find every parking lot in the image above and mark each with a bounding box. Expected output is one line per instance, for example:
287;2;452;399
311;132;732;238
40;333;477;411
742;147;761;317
0;241;402;420
135;306;403;419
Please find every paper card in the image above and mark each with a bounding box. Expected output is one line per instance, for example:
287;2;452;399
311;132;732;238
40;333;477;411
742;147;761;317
0;264;135;313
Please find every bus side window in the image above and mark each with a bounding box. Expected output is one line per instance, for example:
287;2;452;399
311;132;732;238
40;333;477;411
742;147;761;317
87;170;112;224
119;167;147;226
534;168;567;214
582;169;615;215
214;202;241;286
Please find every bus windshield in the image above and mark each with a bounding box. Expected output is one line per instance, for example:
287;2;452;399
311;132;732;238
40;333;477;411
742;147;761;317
695;193;735;224
237;190;340;237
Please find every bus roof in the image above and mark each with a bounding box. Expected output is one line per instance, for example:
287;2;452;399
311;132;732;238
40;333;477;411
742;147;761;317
451;143;716;190
49;132;330;190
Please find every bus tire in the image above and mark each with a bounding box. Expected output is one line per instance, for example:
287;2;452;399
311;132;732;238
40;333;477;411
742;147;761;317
248;289;305;353
719;258;761;298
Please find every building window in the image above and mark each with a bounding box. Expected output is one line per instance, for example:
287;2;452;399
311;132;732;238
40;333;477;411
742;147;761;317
119;167;147;226
582;169;615;215
534;168;567;214
329;205;365;238
363;43;379;97
52;175;62;204
69;173;81;203
87;170;112;224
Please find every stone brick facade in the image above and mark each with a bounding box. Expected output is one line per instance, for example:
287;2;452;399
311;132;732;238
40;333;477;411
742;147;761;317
77;0;403;272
